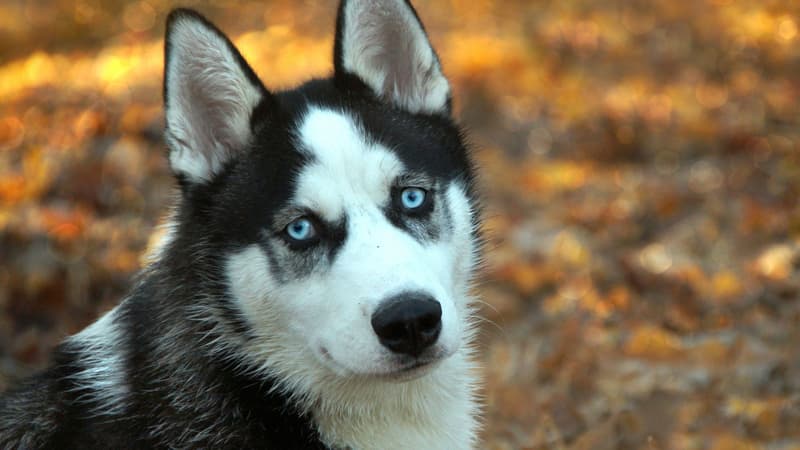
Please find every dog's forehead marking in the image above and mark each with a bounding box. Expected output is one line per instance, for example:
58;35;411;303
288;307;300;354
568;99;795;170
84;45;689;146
294;107;404;221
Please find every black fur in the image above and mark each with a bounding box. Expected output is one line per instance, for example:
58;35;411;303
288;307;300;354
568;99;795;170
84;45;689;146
0;276;326;449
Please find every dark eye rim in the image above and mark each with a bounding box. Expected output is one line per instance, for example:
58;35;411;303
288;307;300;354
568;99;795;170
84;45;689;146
393;186;434;216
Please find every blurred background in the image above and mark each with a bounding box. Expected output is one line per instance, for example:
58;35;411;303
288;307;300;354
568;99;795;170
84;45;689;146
1;0;799;448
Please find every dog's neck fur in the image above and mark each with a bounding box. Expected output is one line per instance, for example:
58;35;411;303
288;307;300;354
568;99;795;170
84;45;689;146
103;243;480;449
310;350;479;449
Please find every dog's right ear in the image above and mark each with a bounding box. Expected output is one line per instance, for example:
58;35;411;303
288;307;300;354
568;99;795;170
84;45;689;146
334;0;451;116
164;9;268;186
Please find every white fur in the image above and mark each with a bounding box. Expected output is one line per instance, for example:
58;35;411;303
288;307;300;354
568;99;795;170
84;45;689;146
67;306;128;416
225;108;480;448
340;0;450;114
165;15;262;182
293;107;405;222
446;182;479;290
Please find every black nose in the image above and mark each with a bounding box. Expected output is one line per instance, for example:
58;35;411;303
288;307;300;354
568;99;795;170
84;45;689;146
371;294;442;357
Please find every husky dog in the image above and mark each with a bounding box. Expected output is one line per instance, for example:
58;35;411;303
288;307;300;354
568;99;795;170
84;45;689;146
0;0;482;448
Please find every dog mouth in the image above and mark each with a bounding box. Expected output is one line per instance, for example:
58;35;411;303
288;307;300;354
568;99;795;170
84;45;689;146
381;360;438;382
381;351;448;381
316;339;456;380
401;360;431;372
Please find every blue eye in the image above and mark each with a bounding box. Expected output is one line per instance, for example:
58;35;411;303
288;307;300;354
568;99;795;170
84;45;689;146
400;187;427;210
285;217;316;242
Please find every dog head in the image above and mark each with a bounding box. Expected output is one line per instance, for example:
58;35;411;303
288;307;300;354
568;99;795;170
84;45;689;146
162;0;479;382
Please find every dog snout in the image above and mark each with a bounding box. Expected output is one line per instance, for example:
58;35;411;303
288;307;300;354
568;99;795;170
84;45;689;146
371;293;442;357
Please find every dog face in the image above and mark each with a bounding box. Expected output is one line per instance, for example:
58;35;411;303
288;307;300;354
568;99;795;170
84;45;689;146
163;1;478;381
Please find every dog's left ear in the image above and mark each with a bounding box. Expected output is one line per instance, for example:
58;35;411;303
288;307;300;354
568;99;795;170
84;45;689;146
334;0;451;115
163;9;268;185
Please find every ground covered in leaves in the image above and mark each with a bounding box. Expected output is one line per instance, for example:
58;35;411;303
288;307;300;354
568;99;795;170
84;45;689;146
1;0;799;448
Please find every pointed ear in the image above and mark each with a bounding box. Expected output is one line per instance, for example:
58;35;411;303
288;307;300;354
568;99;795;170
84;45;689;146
334;0;451;115
164;9;267;184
